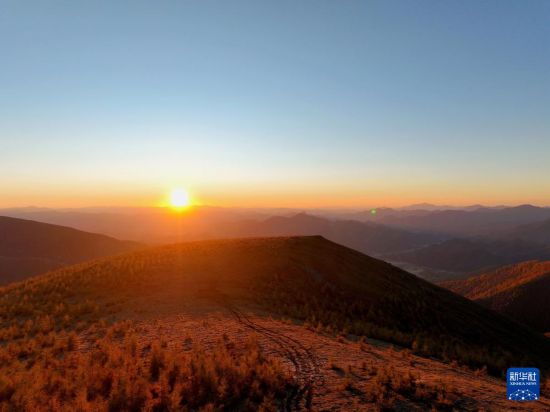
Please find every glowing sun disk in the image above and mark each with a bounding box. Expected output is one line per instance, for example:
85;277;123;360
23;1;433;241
170;189;190;208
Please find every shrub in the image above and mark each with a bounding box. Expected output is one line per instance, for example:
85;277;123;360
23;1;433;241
0;324;297;411
363;364;459;410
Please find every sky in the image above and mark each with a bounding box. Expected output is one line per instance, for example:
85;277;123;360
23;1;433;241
1;1;549;208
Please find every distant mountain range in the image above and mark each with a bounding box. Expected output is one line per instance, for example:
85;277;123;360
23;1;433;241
509;218;550;245
3;204;550;279
221;212;442;256
442;260;550;333
0;216;140;284
0;206;263;243
0;207;442;255
5;204;550;240
357;204;550;237
386;238;550;277
396;203;493;211
363;205;550;279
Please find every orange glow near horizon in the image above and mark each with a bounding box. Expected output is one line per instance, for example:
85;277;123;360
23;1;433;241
2;182;550;210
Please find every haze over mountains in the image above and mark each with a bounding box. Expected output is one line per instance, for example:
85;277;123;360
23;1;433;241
352;204;550;278
0;206;258;244
4;203;550;280
222;213;441;255
359;204;550;237
0;216;140;284
510;218;550;245
387;238;550;278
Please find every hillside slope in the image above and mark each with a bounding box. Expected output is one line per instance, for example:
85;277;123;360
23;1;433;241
2;236;550;410
3;236;549;370
0;216;140;284
443;261;550;332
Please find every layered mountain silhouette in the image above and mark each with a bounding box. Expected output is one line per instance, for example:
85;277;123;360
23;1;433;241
0;206;256;243
360;204;550;237
5;205;550;281
387;238;550;276
0;216;140;284
509;218;550;246
222;213;441;255
0;208;441;252
443;260;550;333
6;205;550;242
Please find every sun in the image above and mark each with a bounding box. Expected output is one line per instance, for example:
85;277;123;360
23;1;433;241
169;188;191;208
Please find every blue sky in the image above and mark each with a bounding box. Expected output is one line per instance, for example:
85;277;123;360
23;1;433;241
1;1;549;207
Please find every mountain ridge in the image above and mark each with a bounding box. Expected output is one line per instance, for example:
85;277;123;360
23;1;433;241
0;215;140;284
442;260;550;332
